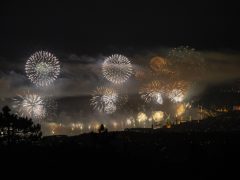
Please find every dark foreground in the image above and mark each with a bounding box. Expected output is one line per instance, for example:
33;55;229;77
1;131;240;178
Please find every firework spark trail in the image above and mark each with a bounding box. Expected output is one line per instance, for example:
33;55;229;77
102;54;133;84
25;51;60;87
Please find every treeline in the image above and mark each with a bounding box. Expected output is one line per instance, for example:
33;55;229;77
0;106;42;145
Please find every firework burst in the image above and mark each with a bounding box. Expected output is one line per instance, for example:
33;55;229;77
167;81;189;103
167;46;204;64
149;56;175;79
167;46;205;78
176;103;186;117
152;111;164;122
126;116;135;126
168;89;184;103
12;92;46;120
139;80;166;104
149;56;167;73
90;87;126;114
25;51;60;87
102;54;133;84
137;112;147;123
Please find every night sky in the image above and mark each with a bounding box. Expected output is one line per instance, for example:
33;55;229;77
0;1;239;55
0;1;240;134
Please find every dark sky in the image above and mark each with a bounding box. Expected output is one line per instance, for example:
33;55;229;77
0;1;239;58
1;1;240;135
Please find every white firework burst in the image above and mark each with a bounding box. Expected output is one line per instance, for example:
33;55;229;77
90;87;127;114
25;51;60;87
102;54;133;84
104;102;117;114
90;87;119;114
168;89;184;103
141;92;163;104
139;81;165;104
12;92;46;120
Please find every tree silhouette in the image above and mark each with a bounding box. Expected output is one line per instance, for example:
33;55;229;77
98;124;105;133
0;106;42;145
